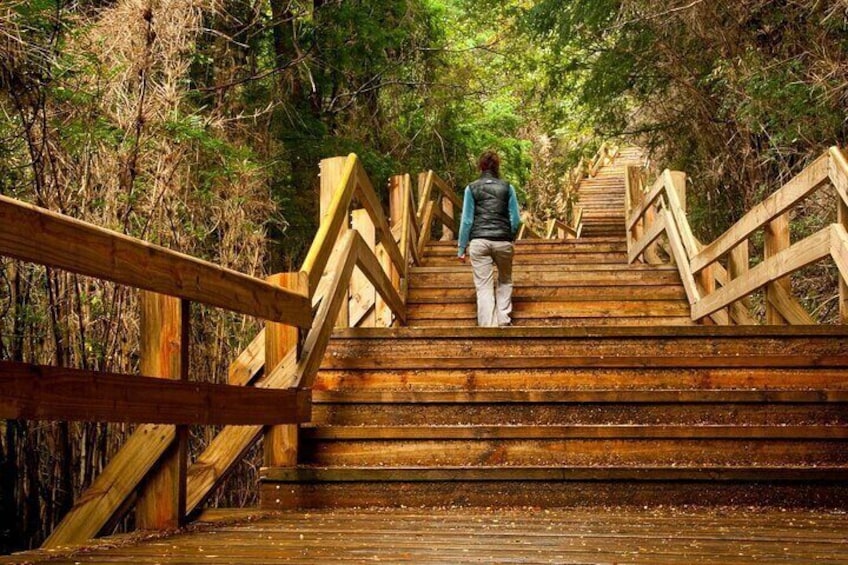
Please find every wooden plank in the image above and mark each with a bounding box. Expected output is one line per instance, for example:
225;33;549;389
626;174;665;231
433;202;456;237
829;146;848;209
417;200;435;258
663;170;700;259
831;224;848;320
397;175;412;275
349;209;376;327
43;423;176;547
301;155;357;296
0;361;310;424
628;211;666;264
281;231;359;390
691;154;831;274
352;162;406;276
262;466;848;483
330;323;848;339
841;206;848;324
572;206;583;237
379;176;404;326
185;350;298;515
767;283;815;325
0;196;311;328
352;233;406;324
314;366;848;392
416;170;434;225
764;213;791;324
833;148;848;323
227;330;265;386
27;507;848;564
727;242;755;325
660;209;701;305
301;438;848;468
692;228;832;321
313;388;848;404
407;300;690;319
0;361;304;425
440;194;456;241
432;172;462;210
136;292;187;531
264;273;304;468
302;424;848;440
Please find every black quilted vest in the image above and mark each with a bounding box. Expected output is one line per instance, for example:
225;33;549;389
469;172;512;242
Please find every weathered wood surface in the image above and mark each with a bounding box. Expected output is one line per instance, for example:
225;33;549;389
314;366;848;392
43;424;176;548
302;155;356;295
311;402;848;428
136;292;187;531
13;507;848;564
691;153;830;274
692;227;832;320
0;361;310;424
262;481;848;511
0;195;311;327
302;424;848;440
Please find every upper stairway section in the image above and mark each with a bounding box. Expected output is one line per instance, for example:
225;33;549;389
408;146;693;327
576;146;644;239
410;239;692;326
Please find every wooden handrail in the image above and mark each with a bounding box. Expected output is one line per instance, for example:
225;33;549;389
416;170;459;244
626;146;848;325
0;195;312;328
14;148;452;548
0;360;309;425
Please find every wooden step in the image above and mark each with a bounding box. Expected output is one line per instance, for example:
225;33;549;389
407;285;688;302
405;300;691;322
409;266;684;287
260;466;848;509
421;252;628;266
314;366;848;393
301;424;848;440
298;438;848;467
324;327;848;369
311;398;848;427
424;242;627;256
407;316;696;327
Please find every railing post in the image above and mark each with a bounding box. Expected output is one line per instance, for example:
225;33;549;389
840;198;848;323
381;175;405;326
728;241;750;324
765;213;791;324
350;209;376;327
320;156;350;328
624;166;636;257
440;194;455;241
263;272;306;467
417;172;429;213
136;292;188;530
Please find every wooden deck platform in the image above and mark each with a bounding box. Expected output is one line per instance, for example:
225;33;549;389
6;506;848;564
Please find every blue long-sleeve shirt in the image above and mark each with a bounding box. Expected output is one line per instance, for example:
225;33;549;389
457;184;521;256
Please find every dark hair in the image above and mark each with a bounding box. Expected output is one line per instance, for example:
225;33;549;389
478;150;500;178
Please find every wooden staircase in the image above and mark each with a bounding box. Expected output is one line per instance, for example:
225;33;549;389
260;149;848;510
576;146;643;238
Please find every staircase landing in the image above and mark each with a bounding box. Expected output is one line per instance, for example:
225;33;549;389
9;507;848;564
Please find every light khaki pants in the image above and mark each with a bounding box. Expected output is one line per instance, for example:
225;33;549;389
468;239;514;327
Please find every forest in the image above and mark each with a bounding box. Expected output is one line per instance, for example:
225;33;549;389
1;0;846;552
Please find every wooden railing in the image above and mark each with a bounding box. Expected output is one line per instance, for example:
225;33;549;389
416;169;461;256
0;153;458;548
626;146;848;325
0;193;313;545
